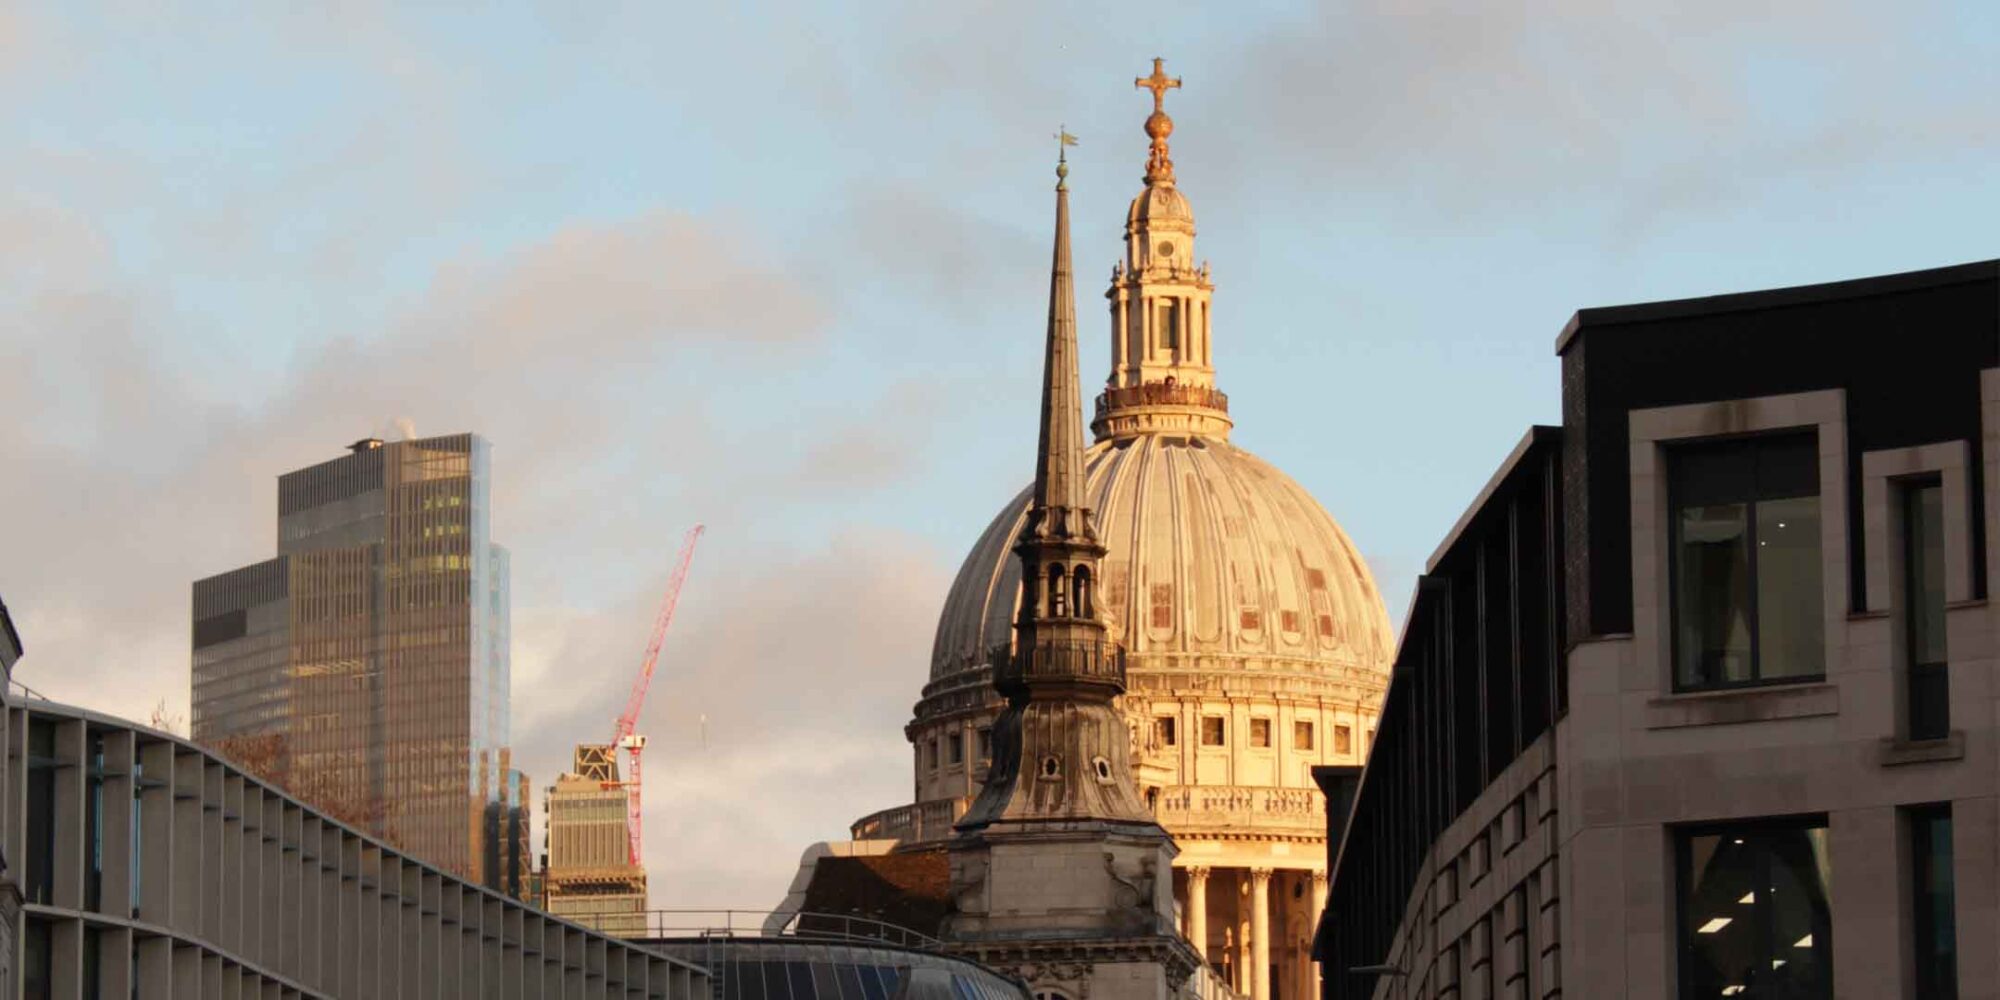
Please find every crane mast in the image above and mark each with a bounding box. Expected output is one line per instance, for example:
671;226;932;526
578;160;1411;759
611;524;703;868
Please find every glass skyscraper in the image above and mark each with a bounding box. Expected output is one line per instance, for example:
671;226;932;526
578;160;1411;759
191;433;525;895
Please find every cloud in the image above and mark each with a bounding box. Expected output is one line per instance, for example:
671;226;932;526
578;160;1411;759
0;196;827;749
506;528;952;906
1209;1;1992;224
0;169;961;907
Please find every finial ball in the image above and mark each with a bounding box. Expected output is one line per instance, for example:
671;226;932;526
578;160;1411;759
1144;111;1173;140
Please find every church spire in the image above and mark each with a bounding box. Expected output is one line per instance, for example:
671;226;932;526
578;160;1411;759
954;143;1153;831
1028;133;1091;543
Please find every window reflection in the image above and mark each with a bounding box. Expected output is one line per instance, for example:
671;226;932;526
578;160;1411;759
1905;482;1949;739
1670;435;1822;691
1679;820;1832;999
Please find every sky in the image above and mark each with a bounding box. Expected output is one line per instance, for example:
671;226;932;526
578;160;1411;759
6;1;2000;909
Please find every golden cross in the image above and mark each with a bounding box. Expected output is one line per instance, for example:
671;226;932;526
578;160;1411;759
1135;57;1181;114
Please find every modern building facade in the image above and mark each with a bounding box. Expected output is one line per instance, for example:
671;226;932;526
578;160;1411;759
1;600;708;999
544;744;648;937
191;433;524;894
848;62;1391;1000
1317;260;2000;999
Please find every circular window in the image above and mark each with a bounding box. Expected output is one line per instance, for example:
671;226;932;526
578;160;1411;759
1156;241;1175;258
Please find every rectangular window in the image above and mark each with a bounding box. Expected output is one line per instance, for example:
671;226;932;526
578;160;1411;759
1201;716;1225;747
1905;481;1949;740
1154;717;1177;747
927;738;939;771
976;728;992;761
1158;300;1180;352
1294;720;1314;751
947;732;964;766
1334;725;1353;755
1670;434;1823;691
1910;805;1958;998
1250;718;1272;748
1677;819;1832;999
1150;584;1174;629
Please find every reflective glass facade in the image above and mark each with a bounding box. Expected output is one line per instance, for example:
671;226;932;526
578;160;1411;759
191;434;521;891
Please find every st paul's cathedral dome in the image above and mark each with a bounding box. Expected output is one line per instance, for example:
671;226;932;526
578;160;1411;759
844;61;1393;1000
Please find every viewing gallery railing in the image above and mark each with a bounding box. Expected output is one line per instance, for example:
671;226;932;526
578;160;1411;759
998;638;1124;687
1095;382;1230;414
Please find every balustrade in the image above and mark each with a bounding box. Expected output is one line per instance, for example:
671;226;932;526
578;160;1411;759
1095;381;1230;415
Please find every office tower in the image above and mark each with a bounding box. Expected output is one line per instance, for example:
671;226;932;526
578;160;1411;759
542;743;648;937
191;433;522;892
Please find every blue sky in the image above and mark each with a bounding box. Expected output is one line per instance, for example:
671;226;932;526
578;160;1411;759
6;1;2000;907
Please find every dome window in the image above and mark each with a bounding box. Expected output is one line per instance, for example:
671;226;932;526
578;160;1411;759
1046;564;1067;617
1039;755;1063;780
1153;716;1177;747
1149;584;1173;630
1250;718;1272;748
1072;566;1094;618
1294;720;1315;751
1091;756;1115;783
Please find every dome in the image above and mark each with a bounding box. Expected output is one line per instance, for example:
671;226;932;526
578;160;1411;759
930;432;1392;684
1127;184;1193;229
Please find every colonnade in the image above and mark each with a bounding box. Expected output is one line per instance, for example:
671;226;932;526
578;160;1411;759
1180;865;1328;1000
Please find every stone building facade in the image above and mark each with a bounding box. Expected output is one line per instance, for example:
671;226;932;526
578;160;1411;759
1318;260;2000;999
851;62;1393;1000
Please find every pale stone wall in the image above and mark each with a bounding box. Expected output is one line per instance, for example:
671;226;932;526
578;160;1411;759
1353;378;2000;999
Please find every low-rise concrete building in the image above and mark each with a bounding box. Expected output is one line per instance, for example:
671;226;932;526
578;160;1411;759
1;592;708;998
1317;260;2000;999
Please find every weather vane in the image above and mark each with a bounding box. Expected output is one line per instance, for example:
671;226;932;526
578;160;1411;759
1055;125;1078;187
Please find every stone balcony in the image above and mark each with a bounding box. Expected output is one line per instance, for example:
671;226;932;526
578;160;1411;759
851;784;1325;846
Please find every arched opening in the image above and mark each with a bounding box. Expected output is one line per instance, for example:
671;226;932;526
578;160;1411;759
1047;564;1067;617
1073;565;1093;619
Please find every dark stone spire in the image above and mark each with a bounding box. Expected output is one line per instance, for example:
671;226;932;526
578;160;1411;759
956;148;1153;831
1027;148;1092;544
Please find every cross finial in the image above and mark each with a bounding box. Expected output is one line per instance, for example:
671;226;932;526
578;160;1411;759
1133;57;1182;186
1135;57;1181;114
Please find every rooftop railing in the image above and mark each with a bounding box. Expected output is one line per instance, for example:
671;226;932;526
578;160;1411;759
1095;381;1229;415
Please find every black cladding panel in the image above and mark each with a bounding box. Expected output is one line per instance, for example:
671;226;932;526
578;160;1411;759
1562;262;1999;639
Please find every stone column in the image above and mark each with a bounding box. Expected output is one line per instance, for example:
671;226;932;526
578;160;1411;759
1309;870;1329;996
1236;871;1253;993
1251;867;1273;1000
1186;866;1210;961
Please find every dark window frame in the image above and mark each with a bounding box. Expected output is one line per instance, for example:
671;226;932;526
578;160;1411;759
1902;477;1949;740
1909;803;1958;999
1673;813;1833;1000
1667;431;1824;693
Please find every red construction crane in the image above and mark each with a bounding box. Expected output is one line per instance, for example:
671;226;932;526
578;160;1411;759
611;523;704;867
